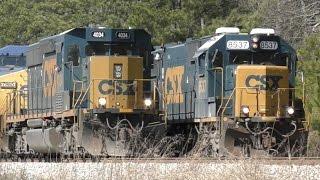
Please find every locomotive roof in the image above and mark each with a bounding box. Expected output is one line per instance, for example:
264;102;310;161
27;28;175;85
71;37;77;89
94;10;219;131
26;27;153;67
162;33;296;59
29;27;151;47
0;45;28;56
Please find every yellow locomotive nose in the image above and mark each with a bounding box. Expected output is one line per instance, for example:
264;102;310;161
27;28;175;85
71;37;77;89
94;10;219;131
235;65;290;119
89;56;144;111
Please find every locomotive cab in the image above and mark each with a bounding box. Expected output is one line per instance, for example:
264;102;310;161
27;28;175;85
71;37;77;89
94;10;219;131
194;28;301;123
86;41;148;113
225;31;297;121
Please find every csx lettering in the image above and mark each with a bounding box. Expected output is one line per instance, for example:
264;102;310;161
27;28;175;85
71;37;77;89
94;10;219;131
43;59;57;97
245;75;282;91
98;80;135;95
165;66;184;104
198;79;206;94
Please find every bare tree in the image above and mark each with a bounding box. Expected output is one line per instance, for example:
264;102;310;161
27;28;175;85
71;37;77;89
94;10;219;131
259;0;320;46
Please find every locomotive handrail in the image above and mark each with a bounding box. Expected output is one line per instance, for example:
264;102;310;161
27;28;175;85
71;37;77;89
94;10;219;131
76;80;93;108
4;82;57;120
208;67;224;117
74;78;157;109
3;88;29;120
73;80;85;108
217;88;236;116
218;86;298;118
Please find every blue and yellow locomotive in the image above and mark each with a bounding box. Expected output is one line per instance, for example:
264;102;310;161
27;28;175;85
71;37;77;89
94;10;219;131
152;27;307;156
0;27;162;158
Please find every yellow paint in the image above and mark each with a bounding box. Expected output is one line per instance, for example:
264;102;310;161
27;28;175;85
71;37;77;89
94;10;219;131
0;70;27;131
235;65;289;118
43;58;57;97
165;66;184;104
89;56;143;110
198;78;206;94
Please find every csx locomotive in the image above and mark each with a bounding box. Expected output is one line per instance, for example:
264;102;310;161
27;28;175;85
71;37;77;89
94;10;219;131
152;27;307;156
0;27;161;159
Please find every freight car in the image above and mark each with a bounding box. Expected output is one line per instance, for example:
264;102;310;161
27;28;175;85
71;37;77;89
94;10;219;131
152;27;308;157
0;27;163;159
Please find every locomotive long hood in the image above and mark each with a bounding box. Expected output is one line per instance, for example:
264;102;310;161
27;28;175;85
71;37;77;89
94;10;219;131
234;65;290;119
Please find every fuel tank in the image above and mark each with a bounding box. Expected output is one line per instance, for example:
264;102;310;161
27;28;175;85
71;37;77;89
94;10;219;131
26;128;63;153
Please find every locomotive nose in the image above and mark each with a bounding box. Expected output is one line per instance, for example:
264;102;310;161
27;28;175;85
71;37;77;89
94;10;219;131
235;65;290;119
88;56;144;111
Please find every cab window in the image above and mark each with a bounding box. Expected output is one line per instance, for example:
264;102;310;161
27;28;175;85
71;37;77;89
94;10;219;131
209;50;223;67
67;45;80;66
85;43;136;56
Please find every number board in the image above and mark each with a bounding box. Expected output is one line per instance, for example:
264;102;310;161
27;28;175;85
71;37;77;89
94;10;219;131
114;64;123;79
260;41;278;50
92;31;104;38
0;82;17;89
227;40;250;50
116;31;130;39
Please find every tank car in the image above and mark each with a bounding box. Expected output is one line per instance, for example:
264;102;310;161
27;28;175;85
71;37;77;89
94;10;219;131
152;27;308;157
0;27;162;159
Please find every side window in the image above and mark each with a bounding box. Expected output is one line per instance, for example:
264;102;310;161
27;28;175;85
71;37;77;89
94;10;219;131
211;50;223;67
198;53;206;75
67;45;80;66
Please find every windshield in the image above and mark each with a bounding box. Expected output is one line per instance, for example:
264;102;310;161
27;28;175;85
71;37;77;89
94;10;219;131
229;51;287;66
85;43;141;56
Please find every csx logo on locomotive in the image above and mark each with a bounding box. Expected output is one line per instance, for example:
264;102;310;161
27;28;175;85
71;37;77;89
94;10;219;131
245;75;282;91
98;80;135;95
165;66;184;104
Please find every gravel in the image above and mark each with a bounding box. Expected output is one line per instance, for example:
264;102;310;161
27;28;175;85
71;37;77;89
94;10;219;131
0;160;319;180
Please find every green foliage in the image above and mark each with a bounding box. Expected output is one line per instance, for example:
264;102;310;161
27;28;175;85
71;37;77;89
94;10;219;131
296;33;320;132
0;0;261;45
298;33;320;61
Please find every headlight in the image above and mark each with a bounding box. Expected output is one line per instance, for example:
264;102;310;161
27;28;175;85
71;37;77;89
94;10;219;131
144;98;152;107
98;97;107;106
241;106;250;114
252;36;259;43
154;53;161;61
287;107;295;115
252;43;258;49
